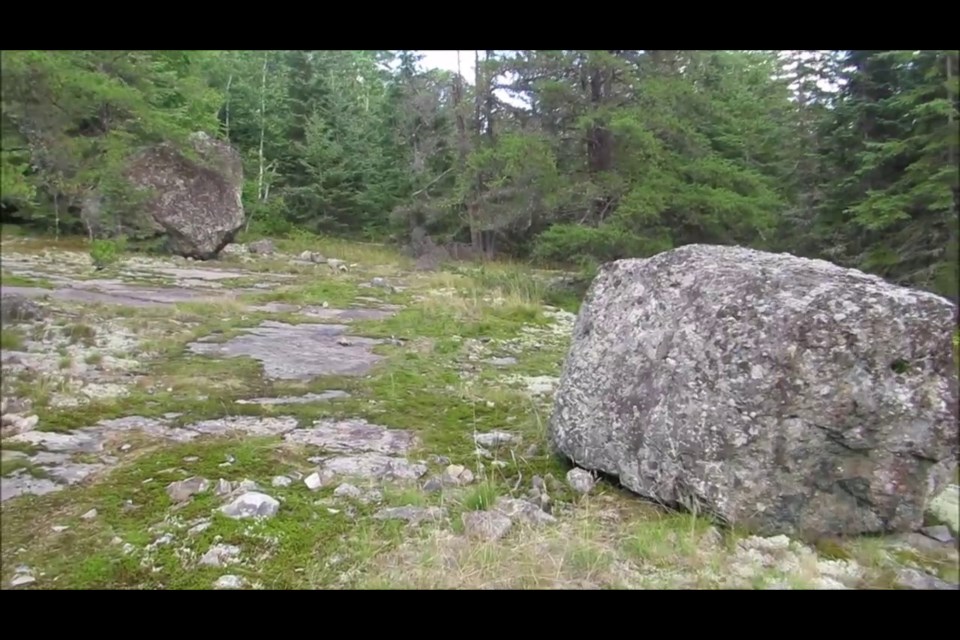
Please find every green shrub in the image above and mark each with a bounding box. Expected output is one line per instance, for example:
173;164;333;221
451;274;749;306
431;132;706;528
89;237;126;270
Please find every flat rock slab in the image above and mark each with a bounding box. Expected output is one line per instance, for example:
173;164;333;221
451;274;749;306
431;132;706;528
148;267;286;281
235;391;351;405
1;282;234;308
317;453;428;482
0;475;62;502
285;418;419;455
250;303;397;322
186;416;300;437
187;321;385;380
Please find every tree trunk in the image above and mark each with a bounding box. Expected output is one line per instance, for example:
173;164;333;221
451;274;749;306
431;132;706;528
224;73;233;142
257;53;268;202
454;51;479;252
247;52;269;233
586;59;613;222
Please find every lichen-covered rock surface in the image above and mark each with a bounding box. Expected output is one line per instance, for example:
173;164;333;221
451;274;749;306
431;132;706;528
548;244;959;538
125;131;245;259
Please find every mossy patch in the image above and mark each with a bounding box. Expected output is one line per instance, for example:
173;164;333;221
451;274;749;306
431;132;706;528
0;271;56;289
1;328;26;350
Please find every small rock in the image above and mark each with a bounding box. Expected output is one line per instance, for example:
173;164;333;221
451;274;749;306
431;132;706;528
110;536;123;545
248;239;275;255
422;478;443;493
474;431;518;448
428;454;451;465
921;525;955;543
271;476;293;488
462;510;512;541
493;497;557;526
895;567;958;590
370;277;390;289
166;477;210;503
120;444;132;452
146;533;174;550
333;483;363;500
236;479;259;492
51;525;69;533
199;544;242;568
122;543;136;555
183;456;200;463
220;492;280;519
214;574;246;590
305;470;335;491
10;574;35;587
524;444;540;458
81;508;98;520
214;478;233;496
188;521;212;536
442;464;475;487
566;468;596;495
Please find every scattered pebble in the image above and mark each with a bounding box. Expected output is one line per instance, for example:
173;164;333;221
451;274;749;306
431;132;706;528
271;475;293;488
441;464;475;486
566;468;596;495
214;574;246;590
81;508;98;520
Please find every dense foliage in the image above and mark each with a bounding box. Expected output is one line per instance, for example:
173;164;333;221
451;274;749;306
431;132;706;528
2;50;957;299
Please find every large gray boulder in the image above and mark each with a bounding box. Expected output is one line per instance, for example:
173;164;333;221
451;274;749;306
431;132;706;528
126;132;244;259
548;244;958;539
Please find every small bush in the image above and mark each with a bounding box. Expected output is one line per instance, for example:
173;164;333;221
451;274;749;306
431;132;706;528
90;237;127;270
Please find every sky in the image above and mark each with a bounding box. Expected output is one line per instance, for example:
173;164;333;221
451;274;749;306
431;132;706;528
415;50;531;107
417;50;476;80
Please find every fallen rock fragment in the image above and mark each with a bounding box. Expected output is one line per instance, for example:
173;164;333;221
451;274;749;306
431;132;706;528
462;510;512;542
566;468;595;495
166;477;211;503
220;492;280;519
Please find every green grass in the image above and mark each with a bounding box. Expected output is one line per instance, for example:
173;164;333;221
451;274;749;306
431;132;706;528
0;271;56;289
0;437;365;589
1;328;25;350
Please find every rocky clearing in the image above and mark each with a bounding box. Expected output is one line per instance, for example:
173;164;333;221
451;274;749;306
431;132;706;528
1;233;957;590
